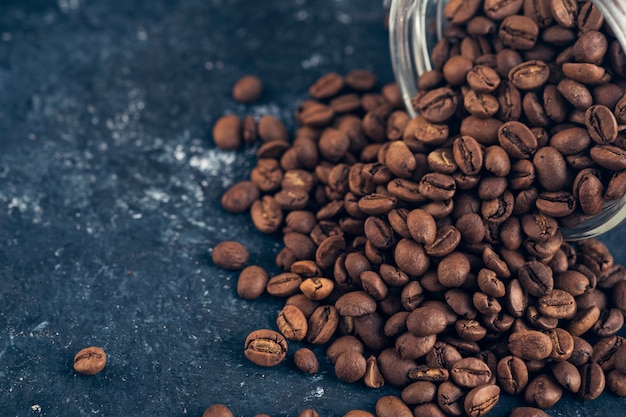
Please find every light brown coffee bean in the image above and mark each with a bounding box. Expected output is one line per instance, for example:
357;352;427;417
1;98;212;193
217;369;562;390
508;330;552;360
213;115;242;150
464;384;500;417
335;350;367;383
232;75;263;103
309;72;344;99
202;404;234;417
73;346;106;375
237;265;268;300
212;241;249;270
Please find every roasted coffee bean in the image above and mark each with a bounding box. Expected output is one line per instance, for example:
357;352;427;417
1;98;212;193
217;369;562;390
213;115;242;150
306;305;339;344
453;136;484;176
244;329;288;367
574;169;605;215
533;146;567;192
294;347;319;374
250;196;283;234
591;145;626;171
508;60;549;90
395;238;430;276
402;381;437;405
499;15;539;50
406;305;449;337
524;373;563;408
562;62;606;84
557;79;593;111
375;395;413;417
443;55;474;86
237;265;269;300
536;191;577;217
335;350;367;383
465;90;500;118
412;87;459;123
498;121;537;159
467;65;501;93
509;330;552;360
579;362;606;400
74;346;106;375
538;289;576;319
232;75;263;103
451;357;492;388
464;384;500;417
397;333;437;361
363;355;385;388
309;72;344;99
212;241;249;270
419;173;457;201
455;319;488;342
593;308;625;337
222;181;260;213
497;355;528;395
345;69;377;91
258;115;288;143
607;369;626;397
411;116;450;146
438;251;471;287
202;404;234;417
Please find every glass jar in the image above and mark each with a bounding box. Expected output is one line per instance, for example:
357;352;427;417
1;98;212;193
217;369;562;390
388;0;626;240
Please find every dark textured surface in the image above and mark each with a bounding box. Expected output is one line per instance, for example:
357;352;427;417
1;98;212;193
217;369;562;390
0;1;625;416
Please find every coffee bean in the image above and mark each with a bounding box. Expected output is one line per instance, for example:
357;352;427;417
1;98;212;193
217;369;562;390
443;55;474;86
499;15;539;50
221;181;260;213
497;355;528;395
406;209;437;245
237;265;268;300
202;404;234;417
244;329;288;367
402;381;437;405
509;330;552;360
212;241;249;270
411;115;450;146
467;65;501;93
73;346;106;375
508;60;549;90
232;75;263;103
451;357;493;388
464;384;500;417
524;373;563;408
557;79;593;111
538;289;576;319
258;115;288;143
406;306;449;337
498;121;538;159
335;350;367;383
375;395;413;417
309;72;344;99
306;305;339;344
464;90;500;118
395;238;430;276
294;348;319;374
213;115;242;150
345;69;377;91
412;87;459;123
579;362;606;400
453;136;484;176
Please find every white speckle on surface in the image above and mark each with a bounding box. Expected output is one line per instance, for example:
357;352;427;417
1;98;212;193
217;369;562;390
344;45;354;55
2;32;12;42
31;322;49;332
296;10;309;21
301;53;324;69
304;386;325;401
31;404;41;413
189;149;237;187
58;0;80;12
137;26;148;41
204;61;214;70
145;188;171;204
336;11;352;24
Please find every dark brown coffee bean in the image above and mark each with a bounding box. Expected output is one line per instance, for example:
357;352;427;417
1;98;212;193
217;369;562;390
523;0;553;27
557;79;593;110
464;90;500;119
573;30;608;65
500;15;539;50
460;116;504;146
358;193;397;215
538;289;576;319
508;60;549;90
293;347;318;374
377;348;416;388
402;381;437;405
549;0;577;28
237;265;268;300
395;238;430;276
498;121;537;159
326;336;364;365
606;170;626;201
306;305;339;344
464;384;500;417
221;181;260;213
412;87;459;123
202;404;234;417
385;141;416;178
523;91;549;127
437;252;470;287
425;225;461;257
406;209;437;245
509;330;552;360
607;370;626;397
213;115;242;150
574;168;605;215
450;357;492;388
212;241;249;270
536;191;577;217
443;0;482;24
509;407;550;417
562;62;606;84
484;145;511;176
455;319;488;342
497;355;528;395
406;306;449;337
533;146;567;192
232;75;263;103
315;235;346;270
411;115;450;146
276;304;308;342
258;115;288;143
453;136;484;176
309;72;344;99
443;55;474;86
397;333;437;361
457;213;487;244
330;93;361;114
335;350;367;383
244;329;288;367
467;65;502;93
550;127;591;156
593;308;625;337
363;355;385;389
525;373;563;408
579;362;606;400
436;380;465;415
485;0;523;20
345;69;377;91
375;395;413;417
419;173;457;201
335;291;377;317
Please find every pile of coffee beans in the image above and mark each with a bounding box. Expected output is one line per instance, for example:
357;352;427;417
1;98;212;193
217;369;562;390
208;1;626;416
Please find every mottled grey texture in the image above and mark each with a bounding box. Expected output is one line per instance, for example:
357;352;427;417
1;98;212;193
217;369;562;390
0;1;624;416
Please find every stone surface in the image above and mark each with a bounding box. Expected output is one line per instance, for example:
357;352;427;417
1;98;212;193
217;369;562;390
0;0;624;416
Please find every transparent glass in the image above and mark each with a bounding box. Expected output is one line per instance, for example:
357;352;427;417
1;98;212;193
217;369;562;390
388;0;626;240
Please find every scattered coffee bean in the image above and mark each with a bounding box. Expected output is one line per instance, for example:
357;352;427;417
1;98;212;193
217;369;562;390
212;241;249;270
73;346;106;375
244;329;288;367
232;75;263;103
202;404;234;417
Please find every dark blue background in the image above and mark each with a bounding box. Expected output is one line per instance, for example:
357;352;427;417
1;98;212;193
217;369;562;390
0;1;624;416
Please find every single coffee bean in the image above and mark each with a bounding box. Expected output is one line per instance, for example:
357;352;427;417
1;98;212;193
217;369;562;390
406;306;449;337
244;329;288;367
212;241;249;270
557;79;593;111
579;362;606;400
397;333;438;361
499;15;539;50
550;361;581;393
464;384;500;417
232;75;263;103
258;115;288;143
593;308;625;337
293;347;319;374
402;381;437;405
509;330;552;360
335;350;367;383
221;181;260;213
524;373;563;408
464;90;500;118
443;55;474;86
412;87;459;123
202;404;234;417
533;146;567;192
451;357;493;388
453;136;484;176
508;60;549;91
250;196;283;234
306;305;339;344
497;355;528;395
498;121;538;159
345;69;377;91
375;395;413;417
607;369;626;397
73;346;106;375
266;272;303;297
538;289;576;319
237;265;268;300
363;355;385;389
574;169;605;215
213;115;242;150
536;191;577;217
309;72;344;99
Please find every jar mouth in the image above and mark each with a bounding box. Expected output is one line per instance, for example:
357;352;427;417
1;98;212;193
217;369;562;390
388;0;626;240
